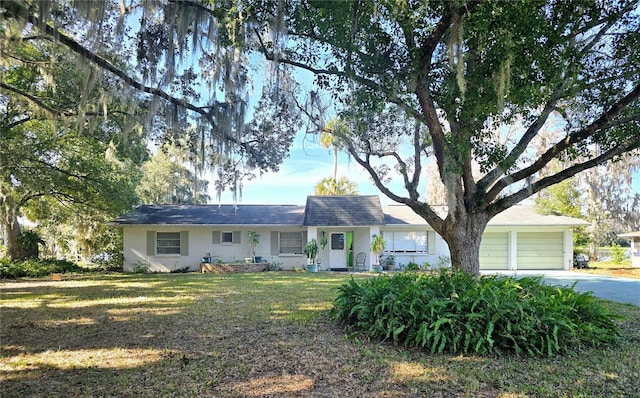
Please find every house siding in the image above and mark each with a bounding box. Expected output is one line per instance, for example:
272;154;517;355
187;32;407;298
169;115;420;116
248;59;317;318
123;226;309;272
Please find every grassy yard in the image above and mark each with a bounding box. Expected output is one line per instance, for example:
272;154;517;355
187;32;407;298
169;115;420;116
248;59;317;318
1;272;639;397
575;261;640;279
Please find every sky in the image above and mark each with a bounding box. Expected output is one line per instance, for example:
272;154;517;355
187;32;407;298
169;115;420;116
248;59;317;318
215;132;406;205
214;133;640;206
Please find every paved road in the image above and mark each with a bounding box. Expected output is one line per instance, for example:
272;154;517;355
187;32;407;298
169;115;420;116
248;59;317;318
482;270;640;306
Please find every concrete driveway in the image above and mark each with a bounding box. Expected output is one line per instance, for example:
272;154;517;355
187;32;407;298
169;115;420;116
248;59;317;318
482;270;640;306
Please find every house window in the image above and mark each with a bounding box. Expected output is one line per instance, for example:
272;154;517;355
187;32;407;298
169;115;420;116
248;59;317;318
280;232;304;254
383;231;428;253
221;231;233;244
212;231;240;245
157;232;181;255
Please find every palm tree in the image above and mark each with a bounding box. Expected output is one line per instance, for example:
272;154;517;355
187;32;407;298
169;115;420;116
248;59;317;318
320;118;350;182
314;177;358;196
17;230;46;260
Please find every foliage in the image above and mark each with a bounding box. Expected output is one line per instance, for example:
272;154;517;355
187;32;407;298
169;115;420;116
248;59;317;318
0;15;145;260
130;260;150;274
535;173;589;247
381;254;396;269
332;271;622;356
320;118;350;181
610;243;626;264
16;230;45;259
535;178;583;219
136;142;209;204
405;262;420;271
318;229;328;250
314;177;358;196
370;234;386;266
303;238;319;264
0;258;86;278
248;231;260;259
370;234;386;255
90;252;123;272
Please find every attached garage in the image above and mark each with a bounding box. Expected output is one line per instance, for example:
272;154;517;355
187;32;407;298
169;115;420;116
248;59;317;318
517;232;564;269
479;232;509;270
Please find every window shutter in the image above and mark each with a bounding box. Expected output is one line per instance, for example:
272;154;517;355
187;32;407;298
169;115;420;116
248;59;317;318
428;231;436;254
302;231;308;253
232;231;241;244
212;231;220;244
147;231;155;256
271;231;279;255
180;231;189;256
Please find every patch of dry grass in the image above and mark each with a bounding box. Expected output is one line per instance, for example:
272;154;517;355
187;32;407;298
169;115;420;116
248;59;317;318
575;261;640;279
1;273;639;397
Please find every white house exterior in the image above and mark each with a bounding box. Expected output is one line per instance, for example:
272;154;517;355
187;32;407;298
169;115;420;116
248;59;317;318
618;232;640;268
110;196;588;272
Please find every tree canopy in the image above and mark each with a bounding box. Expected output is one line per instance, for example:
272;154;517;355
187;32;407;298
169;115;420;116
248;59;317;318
3;0;639;273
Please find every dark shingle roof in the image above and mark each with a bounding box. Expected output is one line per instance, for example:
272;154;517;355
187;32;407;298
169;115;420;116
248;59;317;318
302;195;385;226
111;204;305;225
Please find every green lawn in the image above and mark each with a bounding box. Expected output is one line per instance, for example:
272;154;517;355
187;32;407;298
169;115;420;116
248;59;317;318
1;272;639;397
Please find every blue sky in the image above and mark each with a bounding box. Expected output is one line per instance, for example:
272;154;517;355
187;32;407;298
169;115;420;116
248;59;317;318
216;132;404;205
215;134;640;206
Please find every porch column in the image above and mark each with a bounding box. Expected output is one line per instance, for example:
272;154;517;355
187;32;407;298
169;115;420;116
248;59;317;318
563;230;573;270
369;226;381;271
508;230;517;270
307;227;318;242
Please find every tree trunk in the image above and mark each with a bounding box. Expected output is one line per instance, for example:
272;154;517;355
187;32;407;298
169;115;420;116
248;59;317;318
332;148;338;181
440;211;490;275
4;215;23;260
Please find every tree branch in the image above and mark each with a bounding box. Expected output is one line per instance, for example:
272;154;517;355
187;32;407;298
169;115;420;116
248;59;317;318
5;1;249;154
485;84;640;201
491;135;640;214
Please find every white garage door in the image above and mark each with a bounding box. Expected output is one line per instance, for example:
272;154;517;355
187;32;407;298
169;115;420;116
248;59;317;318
479;232;509;270
517;232;564;270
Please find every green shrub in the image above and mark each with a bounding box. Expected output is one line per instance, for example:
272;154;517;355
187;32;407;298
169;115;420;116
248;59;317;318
0;258;85;278
610;242;626;264
331;270;622;356
405;261;420;271
130;260;150;273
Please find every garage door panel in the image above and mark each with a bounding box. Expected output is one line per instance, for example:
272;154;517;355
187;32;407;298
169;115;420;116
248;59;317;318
517;232;564;270
480;232;509;270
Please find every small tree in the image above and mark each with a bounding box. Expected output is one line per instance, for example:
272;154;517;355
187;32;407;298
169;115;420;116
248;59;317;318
248;231;260;262
610;242;626;264
304;239;319;265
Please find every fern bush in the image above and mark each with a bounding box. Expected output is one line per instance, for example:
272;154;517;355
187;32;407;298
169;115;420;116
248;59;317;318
331;270;622;356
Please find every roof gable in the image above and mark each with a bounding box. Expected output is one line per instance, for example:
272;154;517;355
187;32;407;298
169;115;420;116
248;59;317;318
303;195;385;226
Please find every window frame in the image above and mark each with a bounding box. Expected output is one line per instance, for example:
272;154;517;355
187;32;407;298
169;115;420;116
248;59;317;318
279;231;304;255
221;231;234;244
382;231;429;254
156;232;181;255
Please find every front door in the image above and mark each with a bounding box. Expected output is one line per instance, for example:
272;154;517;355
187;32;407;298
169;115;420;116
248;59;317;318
329;232;347;268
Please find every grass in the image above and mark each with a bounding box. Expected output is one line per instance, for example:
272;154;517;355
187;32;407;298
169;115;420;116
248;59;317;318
1;272;639;397
575;261;640;279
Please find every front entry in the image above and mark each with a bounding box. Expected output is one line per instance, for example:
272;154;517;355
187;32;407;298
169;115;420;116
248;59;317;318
329;232;347;269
